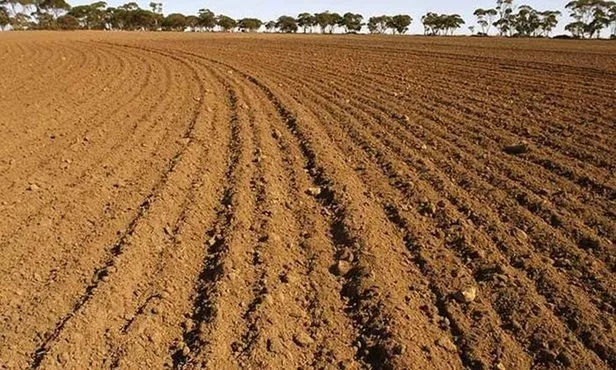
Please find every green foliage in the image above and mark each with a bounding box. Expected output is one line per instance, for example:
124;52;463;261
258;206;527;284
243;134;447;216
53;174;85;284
367;15;391;34
0;0;610;39
0;6;10;27
162;12;185;31
238;17;262;32
314;11;341;33
340;12;363;33
387;14;412;34
56;13;78;29
473;8;497;34
216;14;236;31
510;6;561;37
421;13;465;35
264;20;276;32
565;0;614;38
185;14;197;28
296;12;315;33
276;15;297;33
197;8;215;30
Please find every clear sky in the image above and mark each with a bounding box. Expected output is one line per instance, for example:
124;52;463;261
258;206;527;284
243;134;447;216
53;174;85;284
71;0;573;34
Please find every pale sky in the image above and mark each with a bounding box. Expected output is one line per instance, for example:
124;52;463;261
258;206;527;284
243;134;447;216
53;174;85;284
71;0;573;34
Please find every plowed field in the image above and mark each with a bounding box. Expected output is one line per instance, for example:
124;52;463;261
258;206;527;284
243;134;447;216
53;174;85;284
0;32;615;370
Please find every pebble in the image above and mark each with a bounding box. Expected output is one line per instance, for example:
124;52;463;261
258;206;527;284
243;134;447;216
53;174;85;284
333;260;352;277
307;187;322;196
503;143;529;155
27;183;40;191
454;286;477;303
293;331;314;347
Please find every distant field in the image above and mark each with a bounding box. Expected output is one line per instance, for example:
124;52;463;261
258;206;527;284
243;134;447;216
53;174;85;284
0;32;614;369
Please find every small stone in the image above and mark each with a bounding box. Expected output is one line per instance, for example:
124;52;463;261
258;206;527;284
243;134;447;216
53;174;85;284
307;187;322;196
27;183;40;191
57;352;69;365
339;249;354;262
454;287;477;303
537;348;557;362
503;143;529;155
557;351;572;367
495;362;506;370
333;261;352;277
393;343;407;355
293;331;314;347
436;336;457;352
163;226;173;236
272;129;282;139
181;344;191;357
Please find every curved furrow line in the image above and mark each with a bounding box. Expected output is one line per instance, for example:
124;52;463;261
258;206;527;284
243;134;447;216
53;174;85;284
264;116;363;368
275;49;616;187
201;56;361;369
369;74;616;197
334;42;616;95
0;41;140;184
249;58;616;281
279;54;615;185
263;51;616;201
0;40;151;180
277;44;614;115
248;63;616;367
252;62;610;368
272;58;616;256
265;59;615;304
26;45;207;369
196;54;467;369
171;85;247;370
96;59;231;370
0;43;167;249
364;67;616;159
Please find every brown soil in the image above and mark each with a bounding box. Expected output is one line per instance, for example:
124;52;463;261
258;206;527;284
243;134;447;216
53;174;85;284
0;31;614;370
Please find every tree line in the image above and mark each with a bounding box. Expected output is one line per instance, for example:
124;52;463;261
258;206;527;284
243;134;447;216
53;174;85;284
1;0;615;38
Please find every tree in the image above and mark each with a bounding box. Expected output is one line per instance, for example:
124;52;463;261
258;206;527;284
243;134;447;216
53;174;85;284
57;13;79;29
340;12;363;33
609;2;616;37
10;12;31;29
197;8;215;30
421;13;465;35
238;17;261;32
512;5;541;36
314;11;341;33
0;6;9;29
185;14;198;29
538;10;561;36
297;12;315;33
565;0;613;38
148;1;161;14
216;14;236;32
162;13;186;31
68;2;108;30
473;8;497;34
367;15;391;34
276;15;297;33
387;14;412;34
494;0;515;36
264;19;276;32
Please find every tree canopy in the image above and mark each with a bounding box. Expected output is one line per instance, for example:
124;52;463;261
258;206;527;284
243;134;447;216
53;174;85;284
0;0;613;39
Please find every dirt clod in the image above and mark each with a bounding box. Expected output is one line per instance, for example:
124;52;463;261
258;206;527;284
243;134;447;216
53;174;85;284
293;331;314;347
454;287;477;303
